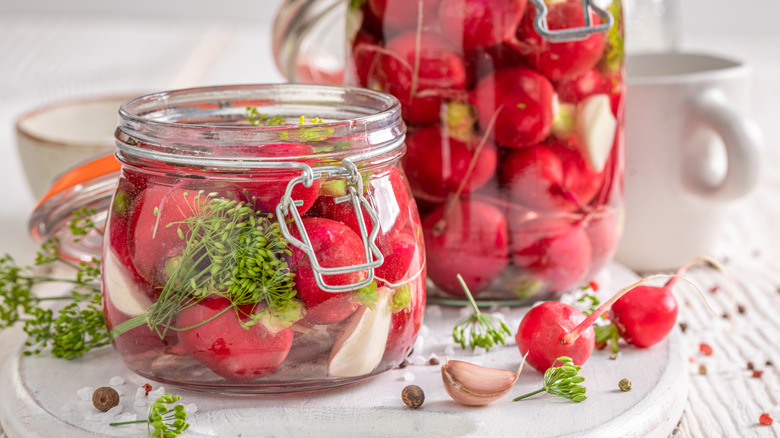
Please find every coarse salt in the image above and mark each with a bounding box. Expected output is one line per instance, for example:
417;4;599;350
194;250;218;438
76;386;94;401
109;376;125;386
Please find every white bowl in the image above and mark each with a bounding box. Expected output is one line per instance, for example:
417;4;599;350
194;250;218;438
15;94;136;199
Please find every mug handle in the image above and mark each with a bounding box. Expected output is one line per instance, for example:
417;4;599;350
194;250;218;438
684;88;763;201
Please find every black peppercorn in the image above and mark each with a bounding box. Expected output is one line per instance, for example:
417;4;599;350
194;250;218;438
92;387;119;412
402;385;425;409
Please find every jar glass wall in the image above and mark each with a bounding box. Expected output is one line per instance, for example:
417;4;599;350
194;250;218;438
104;84;425;393
340;0;625;303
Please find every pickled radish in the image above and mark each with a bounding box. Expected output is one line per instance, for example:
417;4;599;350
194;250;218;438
380;31;467;125
515;0;606;80
176;297;294;382
288;217;368;325
404;126;498;202
511;217;592;293
423;199;509;296
473;67;555;148
438;0;527;50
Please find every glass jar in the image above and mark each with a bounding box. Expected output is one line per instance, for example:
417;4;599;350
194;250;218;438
99;84;425;393
274;0;625;303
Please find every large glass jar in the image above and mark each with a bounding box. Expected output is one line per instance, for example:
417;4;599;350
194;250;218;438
103;84;425;393
274;0;625;303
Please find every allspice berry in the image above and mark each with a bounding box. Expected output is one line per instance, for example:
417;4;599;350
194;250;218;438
618;378;632;392
92;386;120;412
402;385;425;409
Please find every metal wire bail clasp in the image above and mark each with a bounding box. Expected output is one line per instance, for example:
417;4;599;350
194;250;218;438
276;158;384;293
527;0;614;42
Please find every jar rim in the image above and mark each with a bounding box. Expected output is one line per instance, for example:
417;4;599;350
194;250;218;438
116;83;405;169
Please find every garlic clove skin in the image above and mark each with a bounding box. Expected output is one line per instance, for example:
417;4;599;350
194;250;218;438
441;358;524;406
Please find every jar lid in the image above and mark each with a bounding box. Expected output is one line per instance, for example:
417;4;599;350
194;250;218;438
28;153;120;263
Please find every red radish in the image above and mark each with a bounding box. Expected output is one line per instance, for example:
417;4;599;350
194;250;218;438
311;166;411;238
385;247;426;360
464;43;530;88
473;67;555;148
423;199;509;296
438;0;527;50
515;0;606;80
380;31;467;125
498;143;600;213
555;69;610;104
103;276;178;358
511;217;592;294
368;0;441;32
241;143;322;215
403;126;498;202
128;185;210;286
515;301;595;371
176;297;293;382
375;228;418;284
288;217;368;325
583;207;622;278
351;30;383;88
516;257;723;371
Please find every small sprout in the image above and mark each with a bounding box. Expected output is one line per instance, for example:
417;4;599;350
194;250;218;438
618;378;632;392
92;387;120;412
402;385;425;409
452;274;511;351
513;356;587;403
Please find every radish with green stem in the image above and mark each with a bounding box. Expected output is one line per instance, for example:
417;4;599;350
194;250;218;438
516;257;723;371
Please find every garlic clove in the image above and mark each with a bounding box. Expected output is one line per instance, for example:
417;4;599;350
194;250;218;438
441;358;525;407
575;93;616;172
328;287;393;378
104;249;153;317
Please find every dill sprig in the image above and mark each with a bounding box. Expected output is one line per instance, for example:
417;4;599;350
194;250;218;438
513;356;588;403
0;208;108;359
146;191;296;337
452;274;511;351
110;392;190;437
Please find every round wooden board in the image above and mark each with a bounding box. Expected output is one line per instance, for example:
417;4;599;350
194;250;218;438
0;263;688;437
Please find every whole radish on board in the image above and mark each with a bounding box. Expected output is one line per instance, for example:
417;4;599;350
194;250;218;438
516;256;726;372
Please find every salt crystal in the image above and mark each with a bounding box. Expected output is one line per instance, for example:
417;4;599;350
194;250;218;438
76;386;94;401
185;403;198;414
426;305;442;318
106;405;123;417
418;324;430;338
444;345;455;356
134;399;147;407
61;403;73;413
135;387;146;399
402;371;415;381
411;355;426;366
472;346;487;356
148;386;166;399
412;337;425;355
109;376;125;386
458;306;474;317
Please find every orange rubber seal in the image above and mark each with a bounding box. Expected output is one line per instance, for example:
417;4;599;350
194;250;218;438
35;153;121;209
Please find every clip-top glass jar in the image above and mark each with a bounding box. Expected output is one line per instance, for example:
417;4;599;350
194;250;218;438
274;0;625;303
103;84;425;393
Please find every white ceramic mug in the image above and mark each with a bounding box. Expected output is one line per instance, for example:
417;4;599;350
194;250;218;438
615;52;763;272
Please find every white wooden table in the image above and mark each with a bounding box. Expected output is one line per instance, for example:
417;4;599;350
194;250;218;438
0;10;779;438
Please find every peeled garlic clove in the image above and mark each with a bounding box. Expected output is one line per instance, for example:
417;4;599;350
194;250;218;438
441;358;524;406
328;287;393;378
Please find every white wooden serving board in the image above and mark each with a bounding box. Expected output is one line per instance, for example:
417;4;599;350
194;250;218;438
0;263;688;438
